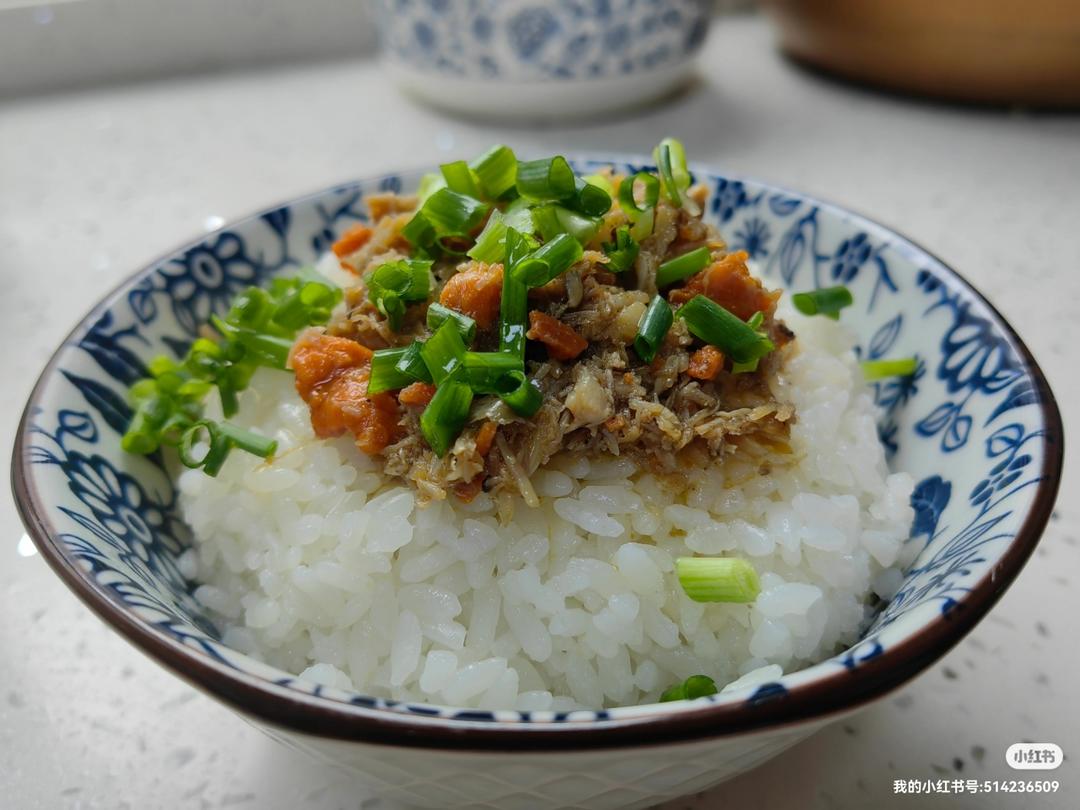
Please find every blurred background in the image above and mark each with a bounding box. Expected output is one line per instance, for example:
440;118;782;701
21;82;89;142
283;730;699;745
1;1;1077;809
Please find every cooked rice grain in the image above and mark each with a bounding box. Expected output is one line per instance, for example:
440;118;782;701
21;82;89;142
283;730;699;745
180;309;915;710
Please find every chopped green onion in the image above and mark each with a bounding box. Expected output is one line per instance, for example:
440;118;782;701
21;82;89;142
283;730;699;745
419;373;473;457
656;246;711;288
861;357;918;381
440;160;481;198
511;233;583;288
652;137;693;211
570;177;612;217
792;285;853;320
467;209;507;263
659;674;718;703
582;172;613;196
415;172;447;205
531;204;601;245
505;225;539;267
427;302;477;344
676;556;760;603
367;347;415;394
394;340;433;384
121;398;169;454
516;156;576;201
633;296;674;363
500;228;532;359
421;320;468;384
374;293;406;331
618;171;661;219
503;196;537;234
271;281;341;330
601;226;639;273
210;316;293;369
367;258;431;331
676;295;775;366
618;171;660;240
419;187;489;238
178;419;276;477
369;258;431;301
466;199;535;263
218;421;277;460
462;351;522;393
470;144;518;199
123;273;335;467
495;370;543;417
401;211;437;251
729;311;770;374
656;143;681;208
226;287;274;329
178;420;225;473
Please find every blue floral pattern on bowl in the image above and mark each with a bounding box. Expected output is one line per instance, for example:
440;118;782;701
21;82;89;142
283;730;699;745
15;158;1061;731
374;0;710;82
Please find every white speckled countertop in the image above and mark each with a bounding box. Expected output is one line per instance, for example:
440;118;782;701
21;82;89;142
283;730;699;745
1;15;1077;810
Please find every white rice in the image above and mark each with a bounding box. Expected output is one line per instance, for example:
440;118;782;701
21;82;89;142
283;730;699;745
178;309;915;710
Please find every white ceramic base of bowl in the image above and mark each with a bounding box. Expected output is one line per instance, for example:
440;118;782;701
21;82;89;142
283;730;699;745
257;716;830;809
387;61;697;121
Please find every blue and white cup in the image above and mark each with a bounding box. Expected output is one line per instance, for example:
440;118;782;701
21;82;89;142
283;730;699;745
374;0;712;119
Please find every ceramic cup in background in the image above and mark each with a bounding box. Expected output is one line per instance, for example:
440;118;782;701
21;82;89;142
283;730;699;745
373;0;712;120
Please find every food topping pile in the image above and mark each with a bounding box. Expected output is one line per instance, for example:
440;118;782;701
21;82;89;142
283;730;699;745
308;141;799;505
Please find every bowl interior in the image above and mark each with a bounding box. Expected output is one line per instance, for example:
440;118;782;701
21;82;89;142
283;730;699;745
15;159;1060;732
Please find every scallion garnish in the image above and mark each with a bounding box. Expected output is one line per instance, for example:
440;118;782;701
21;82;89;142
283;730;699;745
123;272;339;465
427;302;477;344
656;143;681;208
366;258;432;331
792;285;854;320
618;171;660;218
516;156;576;201
495;370;543;417
415;172;447;205
178;419;276;477
511;233;583;288
652;137;694;212
462;351;522;393
400;211;437;252
210;316;294;370
655;246;711;288
421;320;468;384
601;226;639;273
499;228;532;360
420;187;490;236
617;171;660;240
467;209;507;263
633;296;674;363
570;176;613;217
419;372;473;457
676;295;775;367
470;144;518;199
581;172;614;196
531;204;601;245
676;556;760;603
861;357;918;381
467;199;534;263
366;347;416;395
659;674;718;703
394;340;432;384
440;160;481;198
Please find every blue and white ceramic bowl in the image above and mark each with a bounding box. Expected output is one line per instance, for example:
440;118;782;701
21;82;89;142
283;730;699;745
13;156;1063;810
373;0;712;119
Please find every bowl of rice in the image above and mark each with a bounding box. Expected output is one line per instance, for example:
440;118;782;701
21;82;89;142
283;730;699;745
13;145;1063;810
